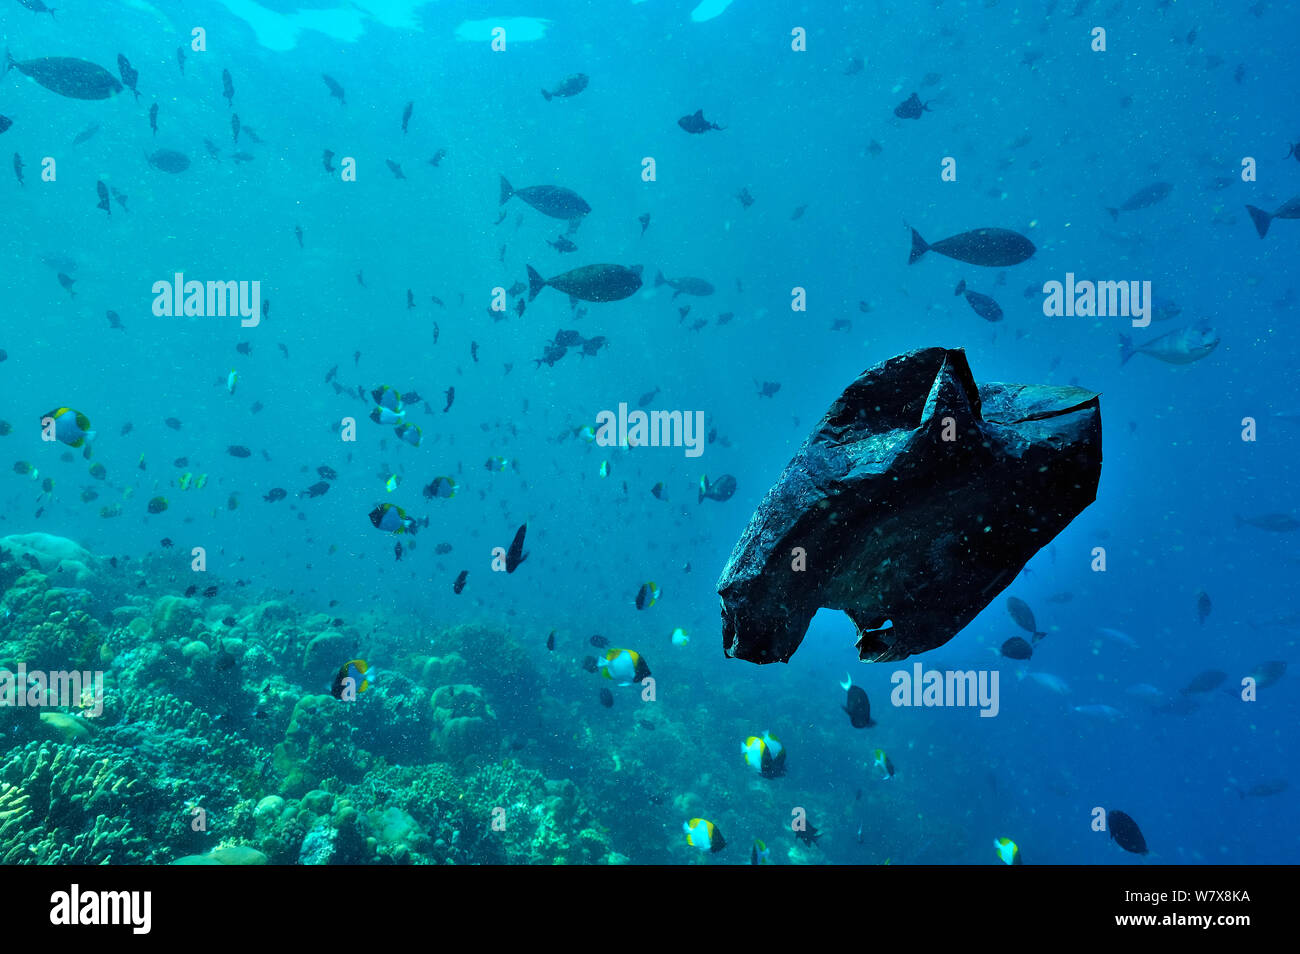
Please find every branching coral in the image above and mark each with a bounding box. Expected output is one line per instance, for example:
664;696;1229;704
0;782;35;864
0;742;155;864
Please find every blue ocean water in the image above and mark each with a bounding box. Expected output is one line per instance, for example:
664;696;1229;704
0;0;1297;866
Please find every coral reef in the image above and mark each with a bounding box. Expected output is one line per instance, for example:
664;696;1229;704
0;534;97;587
0;538;635;866
428;684;499;764
272;694;376;797
0;742;155;864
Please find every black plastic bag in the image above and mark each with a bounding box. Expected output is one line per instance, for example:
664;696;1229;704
719;347;1101;664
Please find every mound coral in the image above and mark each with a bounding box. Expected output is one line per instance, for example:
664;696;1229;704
0;534;96;587
428;684;499;764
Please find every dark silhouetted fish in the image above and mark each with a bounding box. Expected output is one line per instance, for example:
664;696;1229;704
13;152;23;186
1106;182;1172;220
1152;300;1181;322
1196;589;1211;624
116;54;140;100
505;523;528;573
1248;660;1286;688
535;343;567;369
57;272;75;297
698;474;737;503
322;73;346;105
1245;196;1300;239
543;73;588;100
1106;810;1148;855
176;46;186;75
955;280;1003;322
0;115;10;135
1237;779;1288;799
401;100;413;133
909;227;1035;267
148;149;190;173
322;150;335;173
96;180;111;215
6;52;123;99
1001;636;1033;660
639;213;650;235
1235;512;1300;532
453;569;468;594
894;92;930;118
386;159;405;179
599;687;613;708
794;823;820;846
841;675;876;727
500;176;590;221
578;335;607;357
71;122;100;146
1180;669;1226;694
17;0;57;15
526;263;642;303
148;103;158;135
654;271;714;298
678;109;723;133
221;68;234;107
1005;597;1045;641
